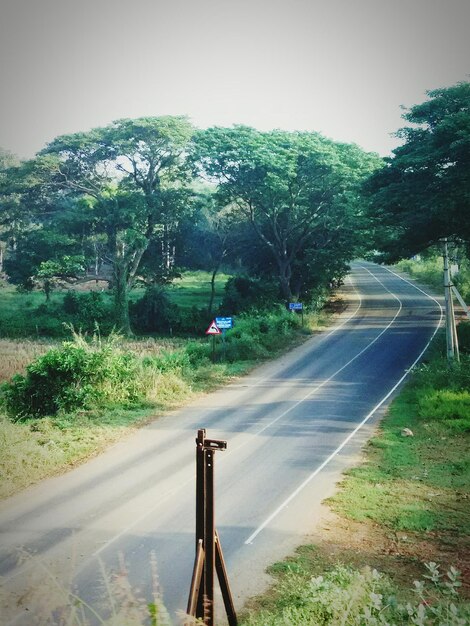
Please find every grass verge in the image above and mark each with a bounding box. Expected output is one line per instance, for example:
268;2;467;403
240;339;470;625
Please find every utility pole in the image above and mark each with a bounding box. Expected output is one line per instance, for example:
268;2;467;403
443;238;460;362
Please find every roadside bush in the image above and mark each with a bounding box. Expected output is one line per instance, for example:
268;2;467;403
221;275;279;314
417;389;470;434
242;562;469;626
143;348;191;374
184;340;212;366
414;355;470;392
1;337;148;420
130;286;180;334
457;321;470;353
221;308;301;362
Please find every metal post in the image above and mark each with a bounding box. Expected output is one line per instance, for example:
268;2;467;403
443;239;460;362
187;430;237;625
204;448;215;626
195;429;206;617
215;531;238;626
443;239;455;361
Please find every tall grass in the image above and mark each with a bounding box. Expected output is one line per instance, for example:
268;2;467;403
0;339;54;382
2;550;170;626
396;251;470;301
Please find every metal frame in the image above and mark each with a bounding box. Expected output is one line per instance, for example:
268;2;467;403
186;429;237;626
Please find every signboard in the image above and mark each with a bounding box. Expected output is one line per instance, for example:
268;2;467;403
288;302;303;310
205;320;222;335
215;316;233;330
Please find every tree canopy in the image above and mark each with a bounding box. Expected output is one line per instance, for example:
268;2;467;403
18;117;194;332
1;116;383;332
366;82;470;261
193;126;381;300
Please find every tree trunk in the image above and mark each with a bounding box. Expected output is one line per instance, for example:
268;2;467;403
277;259;293;302
114;248;132;336
208;267;218;315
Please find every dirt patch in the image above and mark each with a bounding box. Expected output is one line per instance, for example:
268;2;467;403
306;506;470;598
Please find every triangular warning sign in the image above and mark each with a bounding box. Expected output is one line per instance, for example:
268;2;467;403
205;320;222;335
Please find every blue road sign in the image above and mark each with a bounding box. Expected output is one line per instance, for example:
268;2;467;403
288;302;303;310
215;316;233;329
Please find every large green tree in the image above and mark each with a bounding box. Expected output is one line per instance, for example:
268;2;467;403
193;126;380;300
36;116;194;333
366;82;470;261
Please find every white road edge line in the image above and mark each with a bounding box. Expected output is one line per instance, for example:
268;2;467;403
244;267;444;545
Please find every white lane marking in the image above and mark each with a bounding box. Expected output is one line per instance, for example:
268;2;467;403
89;277;365;557
244;267;444;545
236;273;363;390
241;269;402;441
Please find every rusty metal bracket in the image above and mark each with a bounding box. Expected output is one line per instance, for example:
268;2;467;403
186;429;237;626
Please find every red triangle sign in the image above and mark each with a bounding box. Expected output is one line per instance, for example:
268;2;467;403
205;320;222;335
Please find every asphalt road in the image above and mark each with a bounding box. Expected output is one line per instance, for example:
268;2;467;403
0;263;442;625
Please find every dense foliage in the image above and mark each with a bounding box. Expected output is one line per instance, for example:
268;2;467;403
192;126;381;300
366;82;470;262
0;117;380;334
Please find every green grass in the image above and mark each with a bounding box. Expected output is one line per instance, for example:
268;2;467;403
0;271;231;338
166;270;231;309
396;251;470;302
328;351;470;535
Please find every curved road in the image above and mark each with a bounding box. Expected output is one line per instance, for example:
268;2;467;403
0;263;442;624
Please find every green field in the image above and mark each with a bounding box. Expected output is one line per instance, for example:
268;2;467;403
166;270;231;309
0;271;231;338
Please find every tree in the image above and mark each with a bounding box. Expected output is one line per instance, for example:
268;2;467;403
193;127;380;301
38;116;194;333
366;81;470;261
177;183;239;313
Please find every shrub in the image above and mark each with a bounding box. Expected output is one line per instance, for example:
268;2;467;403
417;389;470;433
62;290;80;314
242;562;469;626
1;336;147;420
414;356;470;392
184;340;212;366
62;291;113;333
457;321;470;353
221;276;279;314
130;286;180;334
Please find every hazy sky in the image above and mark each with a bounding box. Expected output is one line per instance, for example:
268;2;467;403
0;0;469;159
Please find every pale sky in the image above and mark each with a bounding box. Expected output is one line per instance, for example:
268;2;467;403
0;0;469;159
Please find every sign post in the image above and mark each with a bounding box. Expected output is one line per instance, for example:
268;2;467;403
205;320;222;362
215;317;233;361
288;302;304;326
